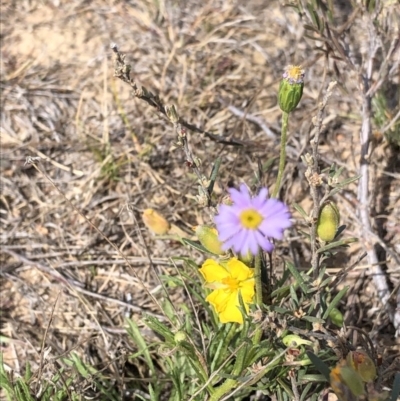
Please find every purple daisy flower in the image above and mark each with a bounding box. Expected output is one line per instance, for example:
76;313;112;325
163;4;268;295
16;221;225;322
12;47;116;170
214;184;292;256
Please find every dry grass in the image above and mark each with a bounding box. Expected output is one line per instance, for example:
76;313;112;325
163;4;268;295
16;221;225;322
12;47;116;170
1;0;399;398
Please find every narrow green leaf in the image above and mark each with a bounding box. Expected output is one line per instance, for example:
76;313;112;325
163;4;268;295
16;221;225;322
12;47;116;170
301;316;325;323
290;284;299;308
24;362;32;382
144;315;175;343
322;287;348;319
389;372;400;401
181;238;212;254
126;318;156;376
301;373;327;382
208;157;221;195
293;203;309;221
306;351;331;381
285;262;310;295
300;382;313;401
317;238;358;253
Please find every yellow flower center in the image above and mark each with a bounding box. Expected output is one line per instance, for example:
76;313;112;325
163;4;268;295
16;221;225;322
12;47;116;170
286;65;304;81
239;209;263;230
222;276;239;291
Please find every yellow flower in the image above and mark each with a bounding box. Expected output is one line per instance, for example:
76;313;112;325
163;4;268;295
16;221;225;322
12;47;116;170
199;258;255;324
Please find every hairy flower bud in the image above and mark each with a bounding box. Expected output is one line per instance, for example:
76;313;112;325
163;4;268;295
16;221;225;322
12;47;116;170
195;225;225;255
317;201;340;242
142;209;170;235
174;331;187;343
278;65;304;113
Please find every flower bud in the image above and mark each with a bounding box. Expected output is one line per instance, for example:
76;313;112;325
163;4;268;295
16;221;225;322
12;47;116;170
346;350;376;383
278;65;305;113
317;201;340;242
195;225;225;255
329;307;344;327
174;331;187;343
239;251;253;265
142;209;170;235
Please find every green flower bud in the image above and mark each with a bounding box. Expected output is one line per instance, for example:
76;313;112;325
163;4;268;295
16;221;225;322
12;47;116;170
174;331;187;343
329;307;344;327
278;65;305;113
317;201;340;242
346;350;376;383
239;251;253;265
195;225;225;255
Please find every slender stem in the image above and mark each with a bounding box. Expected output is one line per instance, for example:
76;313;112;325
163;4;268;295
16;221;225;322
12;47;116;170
272;112;289;198
253;254;263;345
254;255;263;308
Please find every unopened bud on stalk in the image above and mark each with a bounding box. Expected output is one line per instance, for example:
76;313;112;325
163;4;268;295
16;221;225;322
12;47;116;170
317;201;340;242
142;209;170;235
278;65;305;113
195;225;225;255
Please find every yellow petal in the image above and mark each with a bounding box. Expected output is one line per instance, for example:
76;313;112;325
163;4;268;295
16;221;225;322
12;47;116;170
207;289;248;324
208;290;243;323
219;291;245;324
199;259;229;283
240;279;255;302
226;258;254;281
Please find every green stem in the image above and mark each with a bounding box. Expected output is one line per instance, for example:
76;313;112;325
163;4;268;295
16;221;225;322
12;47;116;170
209;342;247;401
209;378;237;401
253;254;263;345
213;323;237;368
272;111;289;198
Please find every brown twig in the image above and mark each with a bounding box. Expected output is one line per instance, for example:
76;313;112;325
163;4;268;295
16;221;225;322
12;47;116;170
110;43;245;147
356;15;398;335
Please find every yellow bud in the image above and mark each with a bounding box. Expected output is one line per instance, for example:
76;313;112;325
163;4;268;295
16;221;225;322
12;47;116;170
195;225;225;255
142;209;170;235
317;201;340;242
